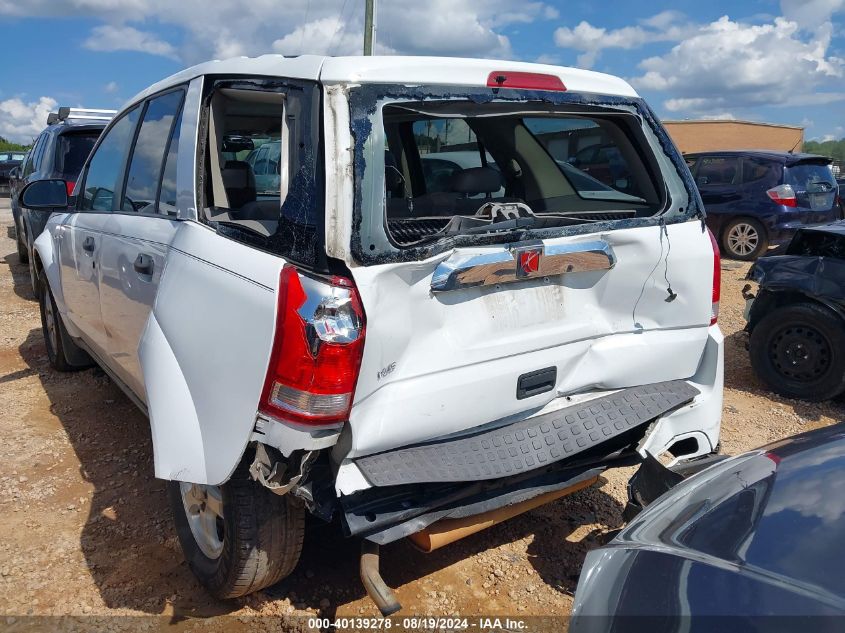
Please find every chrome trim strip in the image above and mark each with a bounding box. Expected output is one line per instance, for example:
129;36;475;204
430;239;616;293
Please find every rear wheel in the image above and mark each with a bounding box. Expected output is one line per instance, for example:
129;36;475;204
38;271;87;372
750;303;845;401
168;454;305;599
722;218;767;260
16;222;28;264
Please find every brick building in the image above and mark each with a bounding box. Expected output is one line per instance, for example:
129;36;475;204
663;119;804;155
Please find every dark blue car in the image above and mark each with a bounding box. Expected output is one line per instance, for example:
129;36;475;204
686;150;842;260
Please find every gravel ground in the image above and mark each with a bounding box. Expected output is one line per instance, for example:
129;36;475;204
1;197;843;627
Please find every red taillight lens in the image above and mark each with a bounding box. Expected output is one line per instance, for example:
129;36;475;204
259;266;366;427
486;71;566;91
708;228;720;326
766;184;797;207
66;181;76;197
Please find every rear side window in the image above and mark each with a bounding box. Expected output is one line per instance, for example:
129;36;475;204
157;106;183;216
54;131;99;181
121;90;185;214
696;156;740;186
80;107;140;212
741;157;779;185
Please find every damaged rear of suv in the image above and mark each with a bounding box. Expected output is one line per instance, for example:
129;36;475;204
28;55;723;613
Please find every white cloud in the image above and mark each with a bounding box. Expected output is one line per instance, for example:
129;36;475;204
84;24;178;59
631;16;845;115
103;80;119;93
0;0;557;64
0;96;56;144
553;11;692;68
780;0;844;29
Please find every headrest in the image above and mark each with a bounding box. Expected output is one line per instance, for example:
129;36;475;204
449;166;502;195
222;160;255;189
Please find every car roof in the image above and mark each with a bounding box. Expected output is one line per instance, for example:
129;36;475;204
685;149;831;166
128;54;639;107
45;120;108;135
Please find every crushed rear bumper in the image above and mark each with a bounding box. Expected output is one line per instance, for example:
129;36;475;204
355;380;700;486
342;380;700;544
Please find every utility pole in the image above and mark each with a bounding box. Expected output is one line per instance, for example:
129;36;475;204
364;0;377;55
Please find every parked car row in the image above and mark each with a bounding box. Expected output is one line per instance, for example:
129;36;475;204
0;150;26;196
8;53;843;618
11;107;115;289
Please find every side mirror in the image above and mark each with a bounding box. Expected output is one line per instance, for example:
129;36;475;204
21;179;68;209
8;166;19;179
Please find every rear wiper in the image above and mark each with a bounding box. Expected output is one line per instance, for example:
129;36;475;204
463;216;541;234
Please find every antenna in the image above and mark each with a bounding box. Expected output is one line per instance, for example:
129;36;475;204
364;0;377;55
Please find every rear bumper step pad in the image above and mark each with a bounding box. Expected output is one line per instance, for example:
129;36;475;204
355;380;700;486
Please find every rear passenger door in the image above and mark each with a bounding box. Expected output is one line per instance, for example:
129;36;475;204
97;88;186;399
60;107;141;358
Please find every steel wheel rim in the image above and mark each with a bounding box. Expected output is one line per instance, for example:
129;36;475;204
769;323;831;383
727;223;759;256
43;292;58;353
179;482;225;559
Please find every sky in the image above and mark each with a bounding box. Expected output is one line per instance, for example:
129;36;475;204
0;0;843;144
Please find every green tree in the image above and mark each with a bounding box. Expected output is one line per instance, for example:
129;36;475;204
804;138;845;162
0;135;32;152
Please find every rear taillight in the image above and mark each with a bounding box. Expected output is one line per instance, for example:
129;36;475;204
259;266;366;427
66;181;76;197
708;228;720;326
766;183;797;207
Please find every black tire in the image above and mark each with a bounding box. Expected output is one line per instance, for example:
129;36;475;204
38;271;84;372
721;217;768;260
168;454;305;599
750;303;845;401
16;222;28;264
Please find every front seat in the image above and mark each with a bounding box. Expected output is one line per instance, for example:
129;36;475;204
221;160;257;209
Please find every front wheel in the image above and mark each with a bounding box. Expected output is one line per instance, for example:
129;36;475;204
722;218;768;260
749;303;845;401
168;455;305;599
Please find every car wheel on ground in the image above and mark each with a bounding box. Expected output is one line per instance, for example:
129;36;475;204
16;224;28;264
38;272;90;372
749;302;845;401
167;455;305;599
722;217;768;260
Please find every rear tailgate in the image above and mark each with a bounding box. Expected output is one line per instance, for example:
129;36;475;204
785;160;837;216
347;219;713;458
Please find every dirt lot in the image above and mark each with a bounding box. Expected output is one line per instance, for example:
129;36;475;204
1;197;843;627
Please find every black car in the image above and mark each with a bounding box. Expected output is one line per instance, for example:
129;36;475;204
0;150;27;196
743;222;845;401
686;150;841;261
571;422;845;630
12;107;114;290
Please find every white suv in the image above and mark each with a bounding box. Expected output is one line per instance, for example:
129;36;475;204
23;55;723;613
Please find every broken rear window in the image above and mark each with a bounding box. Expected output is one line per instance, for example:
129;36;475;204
378;100;664;247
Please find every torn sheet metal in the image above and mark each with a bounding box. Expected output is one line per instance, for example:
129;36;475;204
748;222;845;313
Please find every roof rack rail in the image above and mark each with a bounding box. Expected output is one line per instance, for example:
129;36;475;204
51;107;118;124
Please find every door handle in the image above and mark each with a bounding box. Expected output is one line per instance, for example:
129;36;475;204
82;236;95;252
133;253;154;276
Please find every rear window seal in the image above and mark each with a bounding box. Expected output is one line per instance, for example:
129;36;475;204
348;84;703;266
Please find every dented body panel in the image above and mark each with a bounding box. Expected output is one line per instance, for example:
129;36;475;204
35;54;722;502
